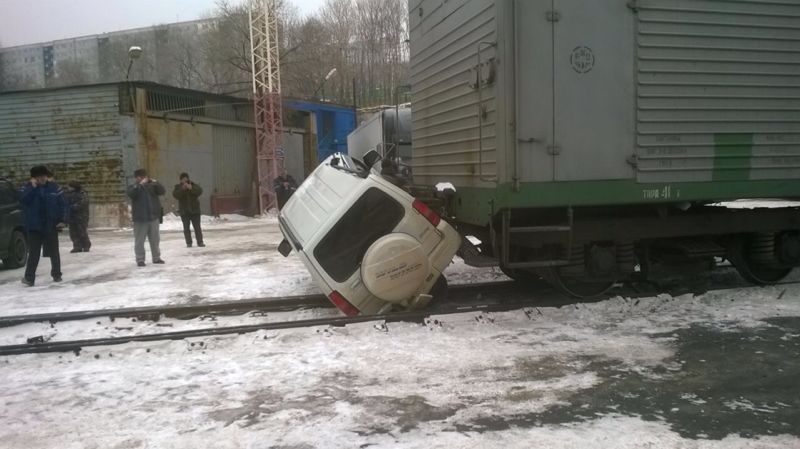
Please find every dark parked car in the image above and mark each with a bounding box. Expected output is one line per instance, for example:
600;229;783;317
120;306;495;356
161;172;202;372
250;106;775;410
0;178;27;268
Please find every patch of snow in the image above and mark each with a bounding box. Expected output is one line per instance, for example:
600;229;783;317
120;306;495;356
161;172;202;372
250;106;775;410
435;182;456;192
713;199;800;209
1;218;799;448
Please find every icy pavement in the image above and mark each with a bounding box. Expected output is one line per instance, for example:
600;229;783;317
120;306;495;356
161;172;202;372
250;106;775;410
0;213;506;316
1;215;799;448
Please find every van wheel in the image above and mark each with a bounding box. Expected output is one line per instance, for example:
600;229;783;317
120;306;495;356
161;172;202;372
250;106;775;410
3;230;28;269
430;276;448;301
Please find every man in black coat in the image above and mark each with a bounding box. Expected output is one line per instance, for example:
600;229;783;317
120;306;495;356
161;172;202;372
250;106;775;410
172;172;204;247
127;169;165;267
66;181;91;253
273;170;297;210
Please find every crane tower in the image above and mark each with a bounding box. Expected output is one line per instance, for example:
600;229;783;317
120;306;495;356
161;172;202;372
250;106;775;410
249;0;283;212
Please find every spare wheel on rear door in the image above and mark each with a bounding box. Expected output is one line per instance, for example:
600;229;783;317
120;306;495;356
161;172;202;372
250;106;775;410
361;233;429;303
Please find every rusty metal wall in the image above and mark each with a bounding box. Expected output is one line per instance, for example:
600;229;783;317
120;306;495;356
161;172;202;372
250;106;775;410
212;125;255;199
143;118;215;215
0;84;124;197
0;84;127;226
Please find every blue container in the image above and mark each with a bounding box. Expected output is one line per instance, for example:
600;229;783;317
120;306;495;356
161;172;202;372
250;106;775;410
284;100;356;163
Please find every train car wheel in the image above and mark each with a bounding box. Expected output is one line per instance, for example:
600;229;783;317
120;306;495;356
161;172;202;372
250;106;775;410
541;267;614;299
728;236;792;285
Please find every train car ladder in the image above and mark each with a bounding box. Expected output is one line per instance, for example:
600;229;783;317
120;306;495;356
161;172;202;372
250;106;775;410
500;208;574;268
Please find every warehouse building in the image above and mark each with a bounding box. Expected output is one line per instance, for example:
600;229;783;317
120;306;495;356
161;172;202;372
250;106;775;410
0;82;314;227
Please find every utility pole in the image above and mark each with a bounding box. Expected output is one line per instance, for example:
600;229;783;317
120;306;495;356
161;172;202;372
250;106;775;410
249;0;283;213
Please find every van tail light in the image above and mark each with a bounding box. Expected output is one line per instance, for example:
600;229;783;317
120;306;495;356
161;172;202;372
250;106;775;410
412;199;441;227
328;291;360;316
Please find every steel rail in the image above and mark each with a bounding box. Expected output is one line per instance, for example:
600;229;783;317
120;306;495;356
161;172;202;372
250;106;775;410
0;294;331;328
0;281;516;329
4;278;797;357
0;292;577;357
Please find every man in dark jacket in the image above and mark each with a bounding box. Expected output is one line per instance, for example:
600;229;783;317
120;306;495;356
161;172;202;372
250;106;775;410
273;170;297;210
172;172;204;247
66;181;91;253
17;165;68;286
127;168;165;267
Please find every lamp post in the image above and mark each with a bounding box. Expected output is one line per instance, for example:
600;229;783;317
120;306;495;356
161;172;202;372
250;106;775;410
125;46;142;81
314;67;337;102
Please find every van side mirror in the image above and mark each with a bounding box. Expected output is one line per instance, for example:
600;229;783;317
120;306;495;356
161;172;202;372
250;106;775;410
362;150;382;168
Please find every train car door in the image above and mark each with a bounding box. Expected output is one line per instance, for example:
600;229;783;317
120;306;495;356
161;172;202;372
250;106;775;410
552;0;635;182
515;0;555;183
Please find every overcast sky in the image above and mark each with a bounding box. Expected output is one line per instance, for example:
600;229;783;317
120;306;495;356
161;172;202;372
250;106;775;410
0;0;325;48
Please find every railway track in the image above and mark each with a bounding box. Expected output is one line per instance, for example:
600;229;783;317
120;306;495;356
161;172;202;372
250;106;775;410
0;293;332;328
0;281;515;328
0;276;796;357
0;287;570;357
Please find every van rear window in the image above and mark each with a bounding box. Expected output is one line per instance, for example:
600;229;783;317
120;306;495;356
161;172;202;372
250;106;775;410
314;187;404;282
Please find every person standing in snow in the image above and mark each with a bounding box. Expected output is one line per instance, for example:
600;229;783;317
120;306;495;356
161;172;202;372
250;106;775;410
273;170;297;210
127;169;165;267
66;181;91;253
17;165;68;286
172;172;205;248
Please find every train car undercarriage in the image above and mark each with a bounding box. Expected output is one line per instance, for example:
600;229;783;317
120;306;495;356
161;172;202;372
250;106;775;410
456;204;800;298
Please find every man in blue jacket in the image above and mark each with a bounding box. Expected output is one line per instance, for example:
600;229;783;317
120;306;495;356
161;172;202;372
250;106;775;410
127;168;166;267
17;165;68;286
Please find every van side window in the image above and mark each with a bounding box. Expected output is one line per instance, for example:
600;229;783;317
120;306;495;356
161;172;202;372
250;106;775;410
314;187;404;282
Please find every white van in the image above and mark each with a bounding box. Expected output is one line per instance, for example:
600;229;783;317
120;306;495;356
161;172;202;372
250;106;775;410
277;153;461;315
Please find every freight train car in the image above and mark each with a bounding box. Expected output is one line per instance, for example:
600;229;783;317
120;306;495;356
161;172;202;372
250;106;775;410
409;0;800;296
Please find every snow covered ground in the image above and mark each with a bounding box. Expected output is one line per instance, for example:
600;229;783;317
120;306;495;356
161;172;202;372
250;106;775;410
1;215;799;448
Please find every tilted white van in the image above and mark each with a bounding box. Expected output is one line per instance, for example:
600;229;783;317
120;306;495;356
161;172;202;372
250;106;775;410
277;153;461;315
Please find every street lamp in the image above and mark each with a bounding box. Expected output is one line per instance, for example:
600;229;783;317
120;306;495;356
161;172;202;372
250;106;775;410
314;67;337;102
125;46;143;81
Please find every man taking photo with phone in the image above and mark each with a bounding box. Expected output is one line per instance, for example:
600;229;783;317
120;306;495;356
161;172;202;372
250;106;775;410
17;165;67;286
172;172;204;248
127;168;166;267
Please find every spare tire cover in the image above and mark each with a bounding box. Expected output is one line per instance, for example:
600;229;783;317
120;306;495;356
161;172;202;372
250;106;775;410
361;233;430;303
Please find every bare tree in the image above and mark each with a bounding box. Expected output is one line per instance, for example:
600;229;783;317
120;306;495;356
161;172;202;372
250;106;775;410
343;0;408;106
198;0;300;95
0;0;409;101
319;0;356;102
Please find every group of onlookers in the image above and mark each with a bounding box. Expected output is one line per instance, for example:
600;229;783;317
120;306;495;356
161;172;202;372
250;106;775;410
16;166;207;286
16;164;298;286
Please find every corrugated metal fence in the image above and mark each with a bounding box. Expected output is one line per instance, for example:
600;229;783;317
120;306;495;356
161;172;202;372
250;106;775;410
0;84;125;202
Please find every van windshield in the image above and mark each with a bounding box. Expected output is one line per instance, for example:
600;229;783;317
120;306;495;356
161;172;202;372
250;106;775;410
313;187;404;282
